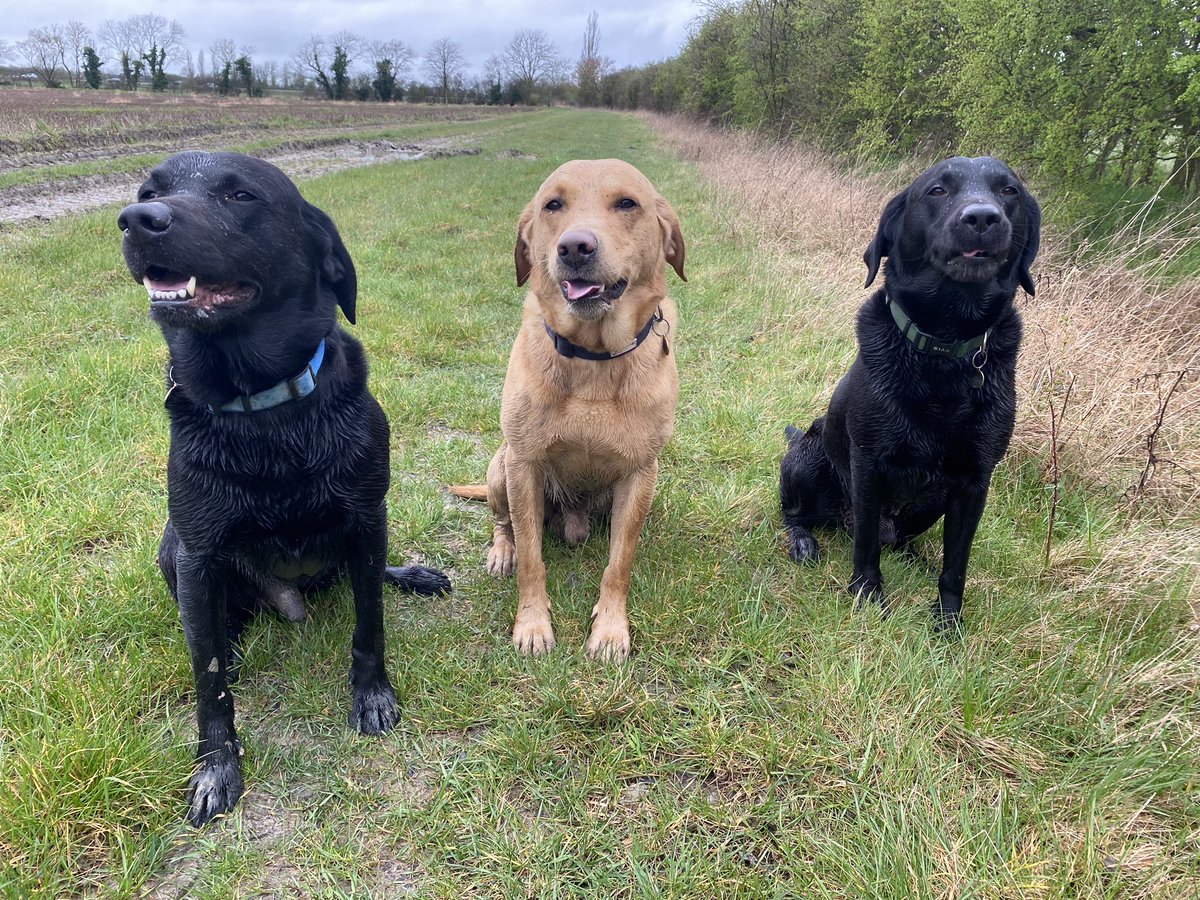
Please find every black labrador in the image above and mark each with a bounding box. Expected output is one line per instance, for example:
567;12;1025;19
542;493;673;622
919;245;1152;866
118;151;450;826
779;156;1040;629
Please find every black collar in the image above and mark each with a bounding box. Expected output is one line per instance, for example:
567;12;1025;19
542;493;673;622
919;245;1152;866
885;293;990;359
544;307;667;360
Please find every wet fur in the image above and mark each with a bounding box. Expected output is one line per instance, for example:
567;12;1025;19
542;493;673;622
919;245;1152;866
119;151;449;826
779;156;1040;630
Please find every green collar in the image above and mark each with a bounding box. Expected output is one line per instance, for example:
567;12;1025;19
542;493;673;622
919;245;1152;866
884;293;990;359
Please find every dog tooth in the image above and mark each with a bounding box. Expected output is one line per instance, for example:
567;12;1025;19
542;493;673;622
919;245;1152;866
143;276;153;293
186;276;197;298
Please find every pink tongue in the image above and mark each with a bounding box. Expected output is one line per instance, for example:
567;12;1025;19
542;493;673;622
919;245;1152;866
962;249;983;258
562;279;603;301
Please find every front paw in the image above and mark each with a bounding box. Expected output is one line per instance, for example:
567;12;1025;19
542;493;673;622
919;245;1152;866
849;574;887;614
585;617;631;661
187;742;244;827
350;677;400;735
385;564;452;596
486;539;516;577
513;611;555;655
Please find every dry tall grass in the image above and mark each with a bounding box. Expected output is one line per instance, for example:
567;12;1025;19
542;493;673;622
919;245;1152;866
649;115;1199;502
648;113;1198;608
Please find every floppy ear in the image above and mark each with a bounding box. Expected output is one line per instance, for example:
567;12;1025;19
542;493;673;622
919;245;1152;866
304;203;358;324
863;190;908;288
1013;188;1041;297
514;200;535;287
656;195;687;282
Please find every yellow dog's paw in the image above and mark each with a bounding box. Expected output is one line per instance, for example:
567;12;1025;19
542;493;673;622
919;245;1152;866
486;540;516;577
585;618;631;662
513;614;556;655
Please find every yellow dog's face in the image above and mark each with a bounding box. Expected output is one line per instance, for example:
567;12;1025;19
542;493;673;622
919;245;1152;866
515;159;685;321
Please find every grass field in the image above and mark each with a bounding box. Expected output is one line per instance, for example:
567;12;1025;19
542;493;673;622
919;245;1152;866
0;107;1197;898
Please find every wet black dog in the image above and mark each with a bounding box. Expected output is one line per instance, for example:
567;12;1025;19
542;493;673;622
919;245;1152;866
119;151;450;826
780;156;1040;629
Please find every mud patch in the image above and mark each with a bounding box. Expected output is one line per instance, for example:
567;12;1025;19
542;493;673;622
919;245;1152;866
493;148;538;160
0;138;480;226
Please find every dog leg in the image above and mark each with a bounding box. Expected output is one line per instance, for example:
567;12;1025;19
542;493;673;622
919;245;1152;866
384;565;452;595
485;444;517;577
935;486;989;632
506;454;555;654
848;461;887;612
173;546;244;827
586;462;656;661
346;506;399;735
780;420;840;563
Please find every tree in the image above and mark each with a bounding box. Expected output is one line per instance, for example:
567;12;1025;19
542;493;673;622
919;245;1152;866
18;26;68;88
369;40;413;101
83;46;102;88
63;21;91;88
143;44;168;91
576;12;613;107
423;37;466;104
100;15;184;88
502;28;564;104
295;32;362;100
209;38;236;75
234;55;258;96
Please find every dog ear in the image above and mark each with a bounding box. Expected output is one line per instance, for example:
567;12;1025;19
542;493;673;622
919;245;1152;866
656;196;687;282
863;190;907;288
1013;188;1041;297
514;200;535;287
304;203;358;324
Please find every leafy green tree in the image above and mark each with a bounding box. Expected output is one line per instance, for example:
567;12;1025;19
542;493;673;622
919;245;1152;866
143;43;168;91
120;51;143;91
82;46;102;88
332;45;350;100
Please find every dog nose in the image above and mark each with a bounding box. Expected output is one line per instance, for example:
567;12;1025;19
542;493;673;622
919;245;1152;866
118;201;173;236
557;229;598;267
959;202;1001;235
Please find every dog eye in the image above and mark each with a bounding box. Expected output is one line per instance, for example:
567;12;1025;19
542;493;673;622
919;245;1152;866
1000;185;1019;196
139;189;158;201
544;198;563;211
617;198;638;210
230;190;256;202
927;185;946;196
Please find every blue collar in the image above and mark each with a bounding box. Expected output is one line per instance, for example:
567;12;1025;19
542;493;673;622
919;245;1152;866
208;338;327;414
544;307;667;361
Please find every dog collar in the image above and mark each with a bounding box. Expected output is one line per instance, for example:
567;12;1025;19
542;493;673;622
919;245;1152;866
884;293;990;359
544;307;668;361
206;338;326;414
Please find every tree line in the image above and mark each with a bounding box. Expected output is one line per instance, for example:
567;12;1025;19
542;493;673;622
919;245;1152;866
0;13;613;107
597;0;1200;193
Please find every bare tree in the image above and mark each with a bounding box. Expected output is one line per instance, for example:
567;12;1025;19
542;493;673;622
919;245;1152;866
576;12;613;107
295;32;363;100
502;28;564;104
0;38;11;65
371;39;414;78
209;38;236;73
422;37;466;104
61;21;91;88
18;26;68;88
100;14;185;75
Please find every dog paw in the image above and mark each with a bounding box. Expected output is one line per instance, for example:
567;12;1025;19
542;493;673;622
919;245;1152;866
513;614;555;655
385;565;452;596
486;541;516;577
849;575;886;612
931;598;964;635
585;619;631;661
350;680;400;735
187;744;244;827
786;528;820;563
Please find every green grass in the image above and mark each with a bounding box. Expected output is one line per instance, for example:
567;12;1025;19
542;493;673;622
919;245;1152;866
1;108;1196;897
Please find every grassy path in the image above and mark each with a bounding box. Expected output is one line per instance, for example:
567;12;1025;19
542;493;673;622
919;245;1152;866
0;109;1195;897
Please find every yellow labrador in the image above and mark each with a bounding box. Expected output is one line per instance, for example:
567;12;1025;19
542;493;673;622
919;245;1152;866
452;159;685;659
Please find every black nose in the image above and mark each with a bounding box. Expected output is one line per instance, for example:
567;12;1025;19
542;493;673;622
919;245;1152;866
557;228;598;268
959;202;1001;235
118;201;173;236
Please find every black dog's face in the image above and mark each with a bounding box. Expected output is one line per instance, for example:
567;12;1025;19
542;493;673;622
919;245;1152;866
118;151;356;331
864;156;1040;297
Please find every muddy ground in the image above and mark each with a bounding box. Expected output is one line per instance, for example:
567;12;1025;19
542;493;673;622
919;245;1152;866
0;138;480;225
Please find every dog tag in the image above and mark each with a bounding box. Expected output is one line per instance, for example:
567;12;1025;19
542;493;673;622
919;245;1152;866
662;337;670;356
970;368;985;389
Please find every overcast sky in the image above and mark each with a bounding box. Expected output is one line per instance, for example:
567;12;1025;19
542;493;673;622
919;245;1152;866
1;1;698;77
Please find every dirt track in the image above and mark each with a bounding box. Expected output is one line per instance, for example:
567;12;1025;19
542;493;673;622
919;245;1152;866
0;138;479;225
